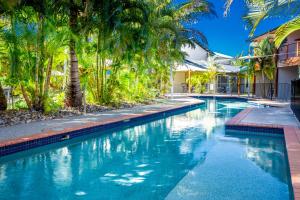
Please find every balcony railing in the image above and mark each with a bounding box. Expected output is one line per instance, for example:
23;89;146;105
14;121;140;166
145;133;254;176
278;41;300;62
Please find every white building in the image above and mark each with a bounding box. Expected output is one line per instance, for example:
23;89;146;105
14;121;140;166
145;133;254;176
172;44;241;94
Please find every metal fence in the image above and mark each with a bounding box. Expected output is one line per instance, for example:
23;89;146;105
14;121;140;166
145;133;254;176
277;83;291;101
291;79;300;121
173;82;291;101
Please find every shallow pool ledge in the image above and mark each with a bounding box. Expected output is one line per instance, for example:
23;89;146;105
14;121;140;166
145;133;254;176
0;99;205;157
225;108;300;200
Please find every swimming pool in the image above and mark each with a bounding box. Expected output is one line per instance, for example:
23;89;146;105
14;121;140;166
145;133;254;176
0;99;291;200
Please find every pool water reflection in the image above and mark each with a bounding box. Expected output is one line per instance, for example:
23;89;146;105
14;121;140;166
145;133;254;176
0;99;291;200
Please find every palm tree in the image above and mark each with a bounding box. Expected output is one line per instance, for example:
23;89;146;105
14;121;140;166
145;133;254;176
64;0;87;107
90;0;150;103
250;37;276;98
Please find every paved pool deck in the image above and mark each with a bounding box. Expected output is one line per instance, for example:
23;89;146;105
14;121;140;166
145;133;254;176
226;106;300;200
240;107;299;127
0;97;203;146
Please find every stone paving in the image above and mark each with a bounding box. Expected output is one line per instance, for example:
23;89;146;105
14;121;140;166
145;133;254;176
240;107;300;127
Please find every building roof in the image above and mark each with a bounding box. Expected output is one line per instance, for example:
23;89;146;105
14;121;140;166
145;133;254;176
175;62;207;72
176;43;241;73
213;52;233;59
184;59;207;69
218;64;240;73
250;26;279;42
175;59;240;73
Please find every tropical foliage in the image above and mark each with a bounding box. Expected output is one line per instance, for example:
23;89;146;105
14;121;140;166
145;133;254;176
249;37;276;97
250;37;276;81
0;0;213;111
243;0;300;40
186;72;209;93
186;55;222;93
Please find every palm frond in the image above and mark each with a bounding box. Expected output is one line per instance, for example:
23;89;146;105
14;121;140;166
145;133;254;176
275;16;300;47
181;28;208;48
244;0;300;36
224;0;233;17
175;0;214;22
243;0;274;36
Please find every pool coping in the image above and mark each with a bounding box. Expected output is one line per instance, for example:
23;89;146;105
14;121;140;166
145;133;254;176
0;100;204;157
225;108;300;200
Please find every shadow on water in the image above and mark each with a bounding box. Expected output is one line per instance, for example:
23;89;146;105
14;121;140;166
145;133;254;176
226;131;289;183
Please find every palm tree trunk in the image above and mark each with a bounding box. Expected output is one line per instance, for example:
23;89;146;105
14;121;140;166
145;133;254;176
67;38;82;107
96;33;100;101
237;76;240;96
99;57;105;103
43;55;53;105
0;84;7;111
66;3;82;107
261;69;267;98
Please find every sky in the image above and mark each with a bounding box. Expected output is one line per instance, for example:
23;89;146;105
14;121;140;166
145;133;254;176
182;0;292;57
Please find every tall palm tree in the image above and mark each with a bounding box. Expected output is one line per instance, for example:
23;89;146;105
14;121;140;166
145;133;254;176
90;0;150;103
64;0;87;107
55;0;91;107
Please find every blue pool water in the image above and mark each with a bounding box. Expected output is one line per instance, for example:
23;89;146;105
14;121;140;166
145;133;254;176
0;99;291;200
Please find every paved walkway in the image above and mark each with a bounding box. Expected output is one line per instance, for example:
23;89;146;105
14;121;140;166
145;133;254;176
0;97;203;142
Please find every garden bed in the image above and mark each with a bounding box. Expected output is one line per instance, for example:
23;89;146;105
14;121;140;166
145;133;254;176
0;102;152;127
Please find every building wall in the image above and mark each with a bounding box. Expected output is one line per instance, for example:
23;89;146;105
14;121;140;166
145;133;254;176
277;66;299;100
278;66;299;84
277;30;300;100
173;72;187;93
283;30;300;44
278;30;300;67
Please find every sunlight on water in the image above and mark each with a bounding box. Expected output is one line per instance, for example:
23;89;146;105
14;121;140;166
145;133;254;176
0;99;291;200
